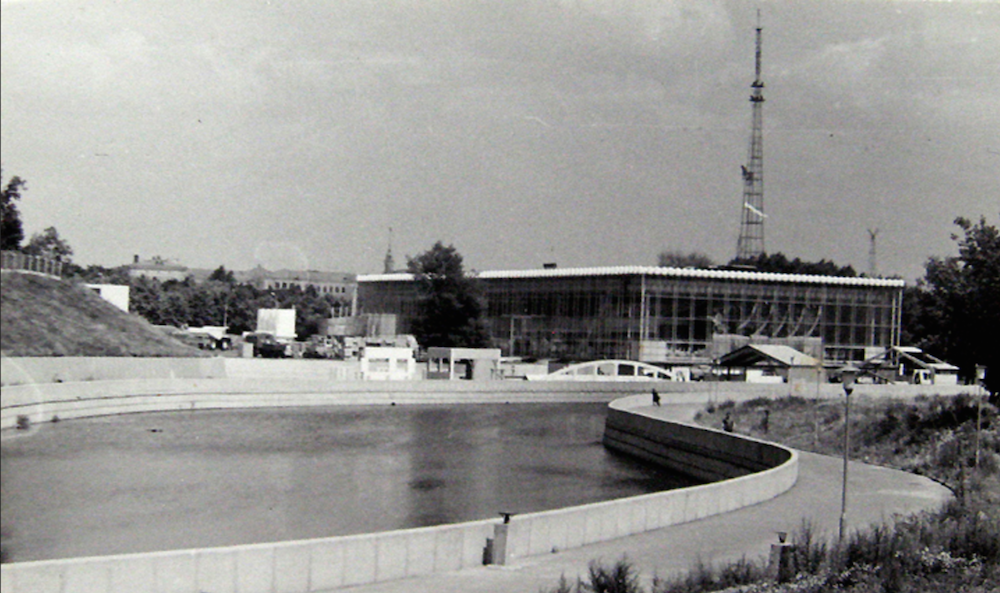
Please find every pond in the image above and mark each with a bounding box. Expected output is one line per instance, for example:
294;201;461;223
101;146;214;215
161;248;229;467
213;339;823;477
0;402;699;562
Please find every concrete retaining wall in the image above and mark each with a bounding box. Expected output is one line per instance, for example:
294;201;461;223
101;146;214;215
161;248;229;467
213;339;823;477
0;377;677;430
0;356;228;386
0;357;364;386
497;394;798;563
603;397;792;482
3;356;975;396
1;519;497;593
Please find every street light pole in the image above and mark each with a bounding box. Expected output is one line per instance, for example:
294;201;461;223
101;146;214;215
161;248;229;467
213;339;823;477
839;364;858;543
975;365;986;468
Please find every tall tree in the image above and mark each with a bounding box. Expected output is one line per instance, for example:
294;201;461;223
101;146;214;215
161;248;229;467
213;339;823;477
22;226;74;262
1;169;26;250
907;215;999;393
406;241;490;349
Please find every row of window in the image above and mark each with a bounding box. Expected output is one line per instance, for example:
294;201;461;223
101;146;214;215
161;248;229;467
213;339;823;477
266;281;352;294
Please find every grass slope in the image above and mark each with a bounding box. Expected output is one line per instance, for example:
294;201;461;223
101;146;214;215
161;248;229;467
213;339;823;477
1;272;203;357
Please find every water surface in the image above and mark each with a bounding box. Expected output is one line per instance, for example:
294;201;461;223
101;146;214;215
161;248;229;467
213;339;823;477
1;403;699;562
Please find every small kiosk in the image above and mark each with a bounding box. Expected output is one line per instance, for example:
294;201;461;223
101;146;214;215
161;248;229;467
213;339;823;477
426;347;502;380
361;346;417;380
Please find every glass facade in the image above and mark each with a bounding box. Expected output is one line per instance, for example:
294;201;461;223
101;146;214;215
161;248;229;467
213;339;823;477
357;267;904;365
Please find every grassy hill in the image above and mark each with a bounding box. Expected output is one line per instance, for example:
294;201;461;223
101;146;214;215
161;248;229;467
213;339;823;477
1;272;203;357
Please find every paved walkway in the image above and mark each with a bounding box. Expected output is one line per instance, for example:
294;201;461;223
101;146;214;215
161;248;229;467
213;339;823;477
338;404;952;593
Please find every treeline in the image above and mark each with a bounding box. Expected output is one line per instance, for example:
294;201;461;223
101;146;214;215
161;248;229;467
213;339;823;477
657;250;859;277
70;265;349;340
729;252;858;277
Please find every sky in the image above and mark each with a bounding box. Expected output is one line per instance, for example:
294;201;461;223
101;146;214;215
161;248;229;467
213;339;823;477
1;0;997;280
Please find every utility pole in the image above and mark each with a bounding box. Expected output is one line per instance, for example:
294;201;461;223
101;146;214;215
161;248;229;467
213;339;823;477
736;10;766;261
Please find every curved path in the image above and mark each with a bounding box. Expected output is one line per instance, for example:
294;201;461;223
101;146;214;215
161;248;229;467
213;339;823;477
346;403;951;593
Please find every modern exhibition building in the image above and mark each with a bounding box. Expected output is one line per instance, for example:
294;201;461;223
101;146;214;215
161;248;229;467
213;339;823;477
357;266;905;367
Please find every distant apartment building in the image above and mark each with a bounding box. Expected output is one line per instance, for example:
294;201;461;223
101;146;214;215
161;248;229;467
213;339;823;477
235;267;358;318
127;255;190;282
238;267;356;299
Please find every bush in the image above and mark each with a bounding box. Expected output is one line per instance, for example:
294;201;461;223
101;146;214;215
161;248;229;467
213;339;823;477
585;558;643;593
541;559;645;593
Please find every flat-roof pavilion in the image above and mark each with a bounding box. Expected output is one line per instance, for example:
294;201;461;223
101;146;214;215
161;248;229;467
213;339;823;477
358;266;905;366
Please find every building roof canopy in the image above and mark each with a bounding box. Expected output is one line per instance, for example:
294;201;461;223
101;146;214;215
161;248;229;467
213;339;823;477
359;265;904;288
719;344;821;368
862;346;959;372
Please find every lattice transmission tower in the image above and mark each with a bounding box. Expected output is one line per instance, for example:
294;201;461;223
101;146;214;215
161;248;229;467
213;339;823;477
736;13;766;261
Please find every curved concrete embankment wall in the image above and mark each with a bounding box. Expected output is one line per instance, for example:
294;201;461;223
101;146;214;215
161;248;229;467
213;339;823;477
603;395;794;482
2;364;797;593
498;395;797;562
0;376;667;429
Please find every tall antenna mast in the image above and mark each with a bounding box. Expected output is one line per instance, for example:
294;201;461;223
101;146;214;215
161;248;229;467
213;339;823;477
867;228;879;277
736;10;766;261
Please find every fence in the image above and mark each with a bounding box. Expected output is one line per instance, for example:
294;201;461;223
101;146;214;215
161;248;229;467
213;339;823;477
1;250;64;278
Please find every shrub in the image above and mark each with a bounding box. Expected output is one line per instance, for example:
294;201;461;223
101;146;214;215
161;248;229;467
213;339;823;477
742;396;772;408
792;520;828;576
584;557;643;593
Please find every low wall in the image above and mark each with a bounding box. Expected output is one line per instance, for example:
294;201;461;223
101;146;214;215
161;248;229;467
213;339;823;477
0;357;364;386
0;357;228;386
2;519;497;593
3;356;975;396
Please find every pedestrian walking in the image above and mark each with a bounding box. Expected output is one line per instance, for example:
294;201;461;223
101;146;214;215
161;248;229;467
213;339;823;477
652;388;661;406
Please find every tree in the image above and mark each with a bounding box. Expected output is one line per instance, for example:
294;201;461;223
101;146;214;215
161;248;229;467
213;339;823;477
406;241;491;349
1;169;26;250
657;250;714;268
69;264;131;284
22;226;74;262
906;215;999;393
208;265;236;284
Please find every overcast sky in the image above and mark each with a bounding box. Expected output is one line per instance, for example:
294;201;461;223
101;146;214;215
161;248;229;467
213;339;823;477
1;0;997;280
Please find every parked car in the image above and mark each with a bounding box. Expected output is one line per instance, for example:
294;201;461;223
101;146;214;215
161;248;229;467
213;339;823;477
246;332;288;358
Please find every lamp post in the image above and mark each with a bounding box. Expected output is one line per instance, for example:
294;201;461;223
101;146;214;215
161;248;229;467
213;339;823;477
838;363;859;543
975;365;986;468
